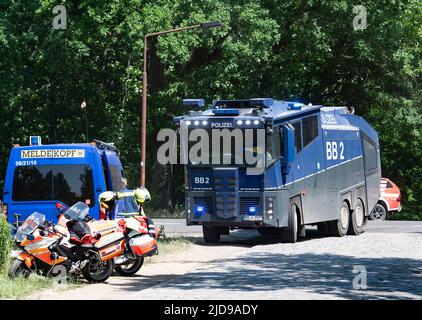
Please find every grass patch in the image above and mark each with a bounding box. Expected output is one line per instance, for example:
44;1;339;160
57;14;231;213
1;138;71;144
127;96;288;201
144;233;194;264
147;208;186;219
156;236;194;255
0;259;82;300
0;272;53;299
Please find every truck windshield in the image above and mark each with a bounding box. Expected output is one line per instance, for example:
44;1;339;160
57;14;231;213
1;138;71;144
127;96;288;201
12;165;94;206
187;128;267;167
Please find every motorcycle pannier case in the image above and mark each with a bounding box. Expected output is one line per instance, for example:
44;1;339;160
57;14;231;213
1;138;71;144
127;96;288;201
129;234;157;257
95;232;125;261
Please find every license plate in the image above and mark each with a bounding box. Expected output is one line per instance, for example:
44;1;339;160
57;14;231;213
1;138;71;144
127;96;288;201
242;215;263;221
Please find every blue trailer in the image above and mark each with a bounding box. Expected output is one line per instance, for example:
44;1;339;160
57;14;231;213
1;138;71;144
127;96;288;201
2;138;124;228
173;98;381;243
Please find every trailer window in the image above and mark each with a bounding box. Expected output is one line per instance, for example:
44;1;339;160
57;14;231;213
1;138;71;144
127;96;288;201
363;137;378;173
12;165;95;206
302;115;318;147
292;121;303;153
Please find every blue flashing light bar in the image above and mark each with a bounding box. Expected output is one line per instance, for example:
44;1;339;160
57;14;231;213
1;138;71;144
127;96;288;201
287;102;304;110
183;99;205;108
250;98;274;108
30;136;42;146
212;109;240;116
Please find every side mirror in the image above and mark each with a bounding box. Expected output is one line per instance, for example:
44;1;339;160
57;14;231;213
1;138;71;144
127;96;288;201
282;124;296;167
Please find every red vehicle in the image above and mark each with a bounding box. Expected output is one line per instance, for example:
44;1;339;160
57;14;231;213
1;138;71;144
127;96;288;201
370;178;402;220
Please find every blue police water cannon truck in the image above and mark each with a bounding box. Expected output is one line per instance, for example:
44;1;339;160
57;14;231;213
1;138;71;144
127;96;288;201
2;138;125;228
173;98;381;243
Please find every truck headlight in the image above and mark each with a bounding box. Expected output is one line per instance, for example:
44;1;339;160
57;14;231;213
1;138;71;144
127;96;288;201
265;197;275;220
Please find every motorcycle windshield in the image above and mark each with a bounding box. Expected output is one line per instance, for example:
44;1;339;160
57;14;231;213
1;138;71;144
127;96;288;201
63;202;90;221
15;212;46;242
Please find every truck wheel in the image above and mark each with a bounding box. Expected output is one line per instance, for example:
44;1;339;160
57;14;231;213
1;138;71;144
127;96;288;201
280;204;298;243
203;225;220;243
370;203;387;221
348;199;365;235
328;201;350;237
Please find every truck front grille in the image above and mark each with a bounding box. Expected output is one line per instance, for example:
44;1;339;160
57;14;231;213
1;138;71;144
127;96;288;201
193;197;213;215
240;197;261;215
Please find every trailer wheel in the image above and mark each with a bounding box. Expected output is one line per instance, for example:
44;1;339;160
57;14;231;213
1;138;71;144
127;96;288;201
348;199;365;235
328;201;350;237
203;225;220;243
280;204;298;243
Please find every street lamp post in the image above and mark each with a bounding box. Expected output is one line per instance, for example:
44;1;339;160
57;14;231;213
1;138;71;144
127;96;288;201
140;21;222;186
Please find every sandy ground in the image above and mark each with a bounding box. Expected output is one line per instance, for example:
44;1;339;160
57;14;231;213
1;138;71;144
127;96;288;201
27;226;422;300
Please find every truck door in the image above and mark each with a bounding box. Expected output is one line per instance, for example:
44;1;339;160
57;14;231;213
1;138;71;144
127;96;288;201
323;128;342;221
290;120;304;203
361;133;381;214
101;150;124;192
301;115;326;223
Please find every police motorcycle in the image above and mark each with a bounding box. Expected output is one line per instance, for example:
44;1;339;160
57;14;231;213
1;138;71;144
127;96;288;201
98;187;159;276
9;202;124;283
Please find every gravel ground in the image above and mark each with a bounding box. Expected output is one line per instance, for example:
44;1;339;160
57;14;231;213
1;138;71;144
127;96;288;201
28;227;422;300
131;231;422;300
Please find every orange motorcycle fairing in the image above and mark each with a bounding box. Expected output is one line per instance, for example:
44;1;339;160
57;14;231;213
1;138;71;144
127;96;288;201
29;248;67;265
17;252;35;268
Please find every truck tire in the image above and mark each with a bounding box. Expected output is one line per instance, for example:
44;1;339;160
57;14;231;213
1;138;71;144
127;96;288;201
370;203;387;221
328;201;350;237
203;225;220;243
348;199;365;235
280;204;298;243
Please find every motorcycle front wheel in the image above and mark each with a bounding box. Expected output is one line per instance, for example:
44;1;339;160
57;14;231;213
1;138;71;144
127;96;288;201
115;257;144;276
81;258;114;283
8;259;31;278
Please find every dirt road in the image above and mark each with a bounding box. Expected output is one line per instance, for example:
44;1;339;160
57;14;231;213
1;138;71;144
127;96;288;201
28;222;422;300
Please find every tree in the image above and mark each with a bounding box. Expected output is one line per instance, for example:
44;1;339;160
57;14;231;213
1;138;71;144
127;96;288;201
0;0;420;218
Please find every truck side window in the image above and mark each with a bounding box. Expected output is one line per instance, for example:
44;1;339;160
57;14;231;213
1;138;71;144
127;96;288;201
265;126;282;168
109;165;123;191
363;136;378;173
302;115;318;148
292;121;302;153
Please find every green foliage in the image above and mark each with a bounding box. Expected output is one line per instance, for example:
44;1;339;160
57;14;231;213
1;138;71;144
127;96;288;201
0;1;421;218
0;216;12;272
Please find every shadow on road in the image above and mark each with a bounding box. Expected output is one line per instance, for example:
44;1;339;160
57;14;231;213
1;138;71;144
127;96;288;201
139;253;422;300
104;228;422;300
191;227;324;247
